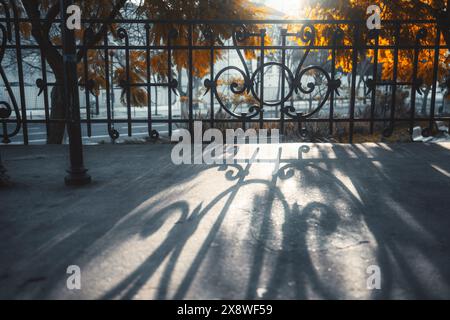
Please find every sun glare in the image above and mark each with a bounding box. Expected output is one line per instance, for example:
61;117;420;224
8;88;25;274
263;0;305;18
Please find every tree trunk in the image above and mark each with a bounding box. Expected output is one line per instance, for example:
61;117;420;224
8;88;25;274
421;86;431;115
47;81;67;144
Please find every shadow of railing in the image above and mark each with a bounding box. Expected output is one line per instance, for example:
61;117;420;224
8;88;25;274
99;144;409;299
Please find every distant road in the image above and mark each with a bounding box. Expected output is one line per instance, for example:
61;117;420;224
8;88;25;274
3;122;171;145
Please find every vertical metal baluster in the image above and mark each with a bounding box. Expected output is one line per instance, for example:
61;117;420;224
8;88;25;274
388;23;400;136
209;27;215;129
12;2;28;144
329;28;339;136
428;27;441;132
167;28;173;137
188;23;194;136
409;29;425;136
40;52;50;138
369;30;379;135
83;30;92;137
280;29;286;137
259;29;265;130
119;29;132;137
145;24;152;137
104;32;114;141
349;25;359;143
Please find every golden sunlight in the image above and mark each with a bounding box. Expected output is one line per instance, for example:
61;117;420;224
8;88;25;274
258;0;305;18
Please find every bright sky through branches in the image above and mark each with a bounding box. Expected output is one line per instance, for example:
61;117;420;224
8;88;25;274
129;0;304;18
259;0;304;17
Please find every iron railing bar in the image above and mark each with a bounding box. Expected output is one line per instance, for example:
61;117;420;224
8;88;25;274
82;32;92;138
369;31;379;134
428;27;441;132
0;18;440;24
209;28;215;129
1;16;448;145
167;29;173;137
329;28;339;136
409;30;422;135
6;117;450;125
121;30;132;137
280;29;286;137
259;29;265;130
145;24;153;137
13;10;28;144
348;27;359;143
388;23;401;136
40;51;50;139
5;44;450;51
103;33;115;142
188;23;194;136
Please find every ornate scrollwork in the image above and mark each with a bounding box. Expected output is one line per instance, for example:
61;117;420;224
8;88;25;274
205;23;339;131
204;25;260;120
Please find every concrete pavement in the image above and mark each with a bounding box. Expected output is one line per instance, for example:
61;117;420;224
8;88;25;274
1;142;450;299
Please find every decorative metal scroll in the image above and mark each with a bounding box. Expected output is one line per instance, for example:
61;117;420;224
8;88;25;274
204;23;342;136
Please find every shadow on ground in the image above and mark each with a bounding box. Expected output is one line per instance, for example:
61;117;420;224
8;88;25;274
0;143;449;299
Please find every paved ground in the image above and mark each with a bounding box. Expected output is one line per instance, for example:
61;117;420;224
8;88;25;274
1;142;450;300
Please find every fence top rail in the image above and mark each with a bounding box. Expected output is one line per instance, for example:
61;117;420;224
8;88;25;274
0;17;441;25
5;44;450;50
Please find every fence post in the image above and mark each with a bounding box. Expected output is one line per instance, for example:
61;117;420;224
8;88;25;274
60;0;91;186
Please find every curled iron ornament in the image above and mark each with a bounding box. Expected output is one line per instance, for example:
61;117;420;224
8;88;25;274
117;28;130;89
249;62;296;107
169;78;179;95
298;23;316;44
0;101;12;119
207;56;259;119
117;27;129;42
150;130;159;140
206;23;336;124
284;65;334;119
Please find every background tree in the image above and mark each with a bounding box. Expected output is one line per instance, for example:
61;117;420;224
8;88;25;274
305;0;450;106
307;0;450;46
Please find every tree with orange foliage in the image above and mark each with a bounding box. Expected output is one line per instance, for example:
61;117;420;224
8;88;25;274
16;0;265;143
306;0;450;110
307;0;450;47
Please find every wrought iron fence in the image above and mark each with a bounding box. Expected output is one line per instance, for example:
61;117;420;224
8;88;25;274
1;2;449;145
